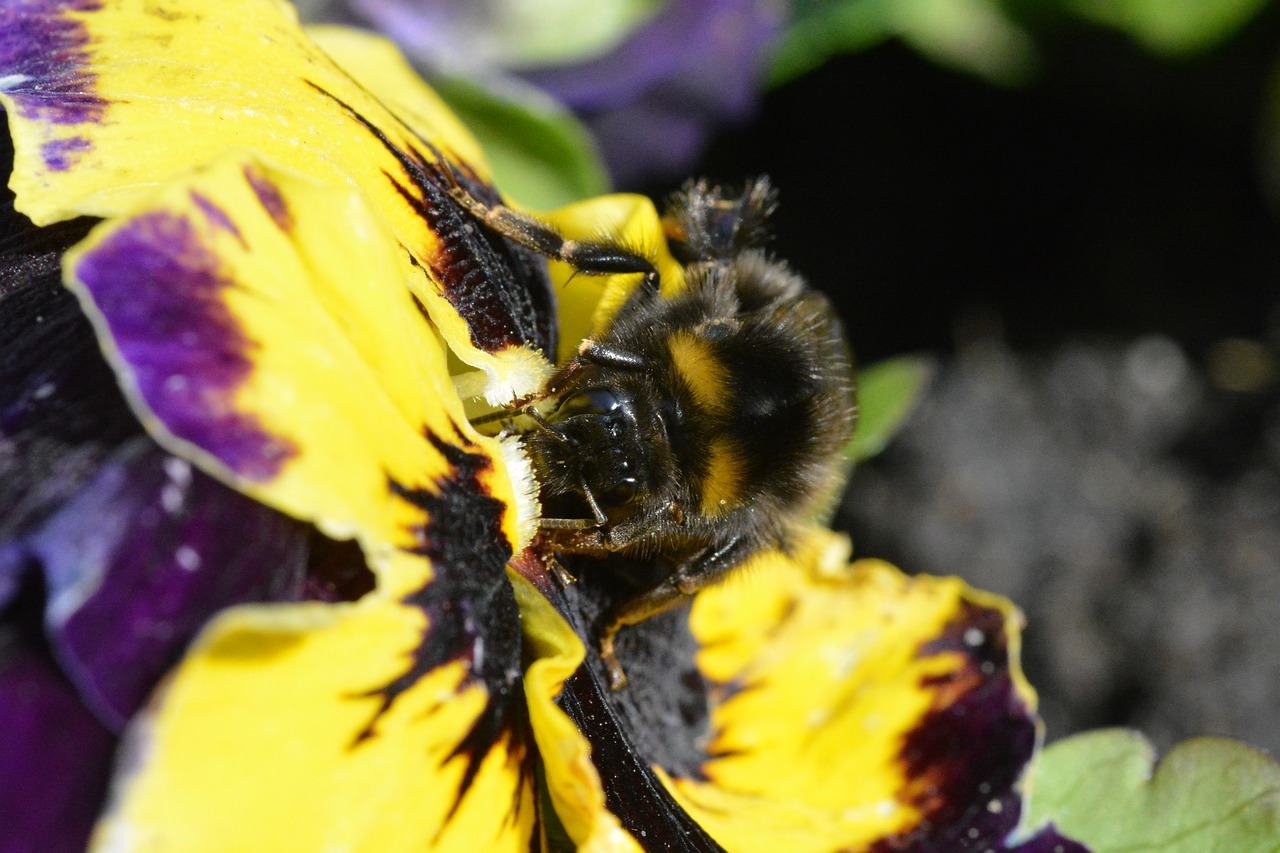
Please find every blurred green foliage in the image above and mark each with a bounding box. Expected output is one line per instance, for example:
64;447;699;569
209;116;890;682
469;0;663;68
772;0;1036;86
845;355;935;463
1055;0;1272;55
432;76;610;209
772;0;1273;86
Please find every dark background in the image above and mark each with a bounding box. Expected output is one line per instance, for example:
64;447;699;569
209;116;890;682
690;5;1280;361
656;9;1280;756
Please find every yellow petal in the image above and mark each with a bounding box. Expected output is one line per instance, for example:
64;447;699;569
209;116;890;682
304;24;489;179
0;0;557;397
662;530;1039;852
538;193;686;365
94;556;537;853
63;155;532;594
510;559;643;853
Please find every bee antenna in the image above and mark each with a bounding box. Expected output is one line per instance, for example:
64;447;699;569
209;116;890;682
538;517;597;531
579;479;609;526
525;407;571;444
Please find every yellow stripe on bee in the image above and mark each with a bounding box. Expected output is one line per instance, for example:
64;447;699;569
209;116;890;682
701;438;747;516
668;332;731;416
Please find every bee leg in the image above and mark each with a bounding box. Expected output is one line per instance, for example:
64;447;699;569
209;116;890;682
544;554;576;588
597;629;628;692
594;536;748;690
579;341;649;371
595;578;686;691
428;155;659;284
541;340;647;401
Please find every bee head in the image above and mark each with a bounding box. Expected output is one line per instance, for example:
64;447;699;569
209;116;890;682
521;377;677;526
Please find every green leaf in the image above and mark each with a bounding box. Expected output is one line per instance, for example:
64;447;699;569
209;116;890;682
431;76;610;210
892;0;1037;85
1025;729;1280;852
1061;0;1270;56
771;0;1263;89
770;0;892;88
478;0;662;69
845;355;933;462
770;0;1035;88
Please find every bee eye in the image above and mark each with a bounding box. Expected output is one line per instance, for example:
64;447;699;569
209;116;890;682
600;476;638;507
561;388;623;416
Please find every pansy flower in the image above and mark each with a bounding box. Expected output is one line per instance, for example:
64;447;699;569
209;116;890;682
0;1;1086;851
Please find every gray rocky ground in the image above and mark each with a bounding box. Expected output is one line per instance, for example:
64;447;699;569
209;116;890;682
838;337;1280;757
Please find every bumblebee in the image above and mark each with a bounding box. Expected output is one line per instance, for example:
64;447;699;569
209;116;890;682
448;174;856;688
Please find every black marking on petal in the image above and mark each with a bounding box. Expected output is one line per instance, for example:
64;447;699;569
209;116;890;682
558;649;724;852
866;602;1044;853
512;550;726;853
354;424;531;826
303;82;557;357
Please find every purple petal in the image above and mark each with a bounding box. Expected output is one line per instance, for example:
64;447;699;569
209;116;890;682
1010;826;1091;853
70;209;298;482
345;0;781;184
0;636;115;853
524;0;777;112
584;102;711;191
28;437;308;730
0;0;108;126
522;0;781;183
243;164;294;232
350;0;485;70
0;546;25;610
40;135;93;172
